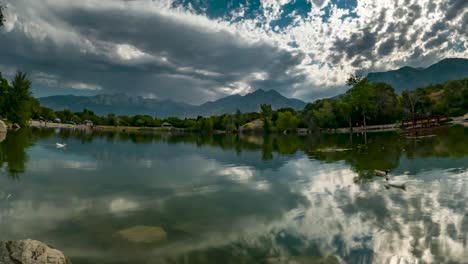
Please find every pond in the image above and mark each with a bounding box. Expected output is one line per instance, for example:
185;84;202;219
0;126;468;263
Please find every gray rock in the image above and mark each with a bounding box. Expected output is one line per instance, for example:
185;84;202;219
0;239;71;264
0;120;6;133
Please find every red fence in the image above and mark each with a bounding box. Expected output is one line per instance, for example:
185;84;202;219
401;115;449;128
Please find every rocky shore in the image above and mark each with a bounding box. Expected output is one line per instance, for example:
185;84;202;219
0;240;70;264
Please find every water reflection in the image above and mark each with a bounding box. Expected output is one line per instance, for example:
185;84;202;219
3;126;468;178
0;126;467;263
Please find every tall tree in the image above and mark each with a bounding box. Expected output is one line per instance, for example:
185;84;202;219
0;5;5;28
0;73;8;118
260;104;272;133
313;100;337;129
347;77;374;129
373;82;401;124
346;74;364;87
7;71;32;126
338;95;353;130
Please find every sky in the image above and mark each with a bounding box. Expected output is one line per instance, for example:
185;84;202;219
0;0;466;104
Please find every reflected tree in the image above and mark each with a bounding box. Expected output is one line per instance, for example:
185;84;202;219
0;129;32;178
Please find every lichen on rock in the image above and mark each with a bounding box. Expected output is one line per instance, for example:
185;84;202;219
0;239;71;264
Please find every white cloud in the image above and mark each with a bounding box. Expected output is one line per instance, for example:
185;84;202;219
0;0;466;102
115;44;149;61
109;198;139;214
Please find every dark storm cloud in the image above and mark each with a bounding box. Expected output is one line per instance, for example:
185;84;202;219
424;31;451;50
0;0;466;103
332;29;377;63
377;38;395;56
443;0;468;20
0;1;308;103
422;21;447;41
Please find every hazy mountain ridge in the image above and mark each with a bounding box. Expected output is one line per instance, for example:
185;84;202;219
39;89;306;118
367;58;468;93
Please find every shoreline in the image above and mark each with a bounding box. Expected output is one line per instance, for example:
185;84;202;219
27;119;468;134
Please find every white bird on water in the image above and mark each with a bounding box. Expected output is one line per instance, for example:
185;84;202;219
384;174;406;189
56;143;67;149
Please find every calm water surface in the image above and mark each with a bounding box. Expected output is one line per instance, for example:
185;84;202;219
1;127;468;263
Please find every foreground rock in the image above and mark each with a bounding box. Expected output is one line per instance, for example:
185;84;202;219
0;120;6;133
0;239;70;264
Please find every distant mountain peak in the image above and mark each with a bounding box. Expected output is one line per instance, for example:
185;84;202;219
398;66;420;71
39;89;306;118
367;58;468;92
251;88;266;93
250;89;281;96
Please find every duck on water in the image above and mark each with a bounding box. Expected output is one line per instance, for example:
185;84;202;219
375;170;407;189
384;174;406;189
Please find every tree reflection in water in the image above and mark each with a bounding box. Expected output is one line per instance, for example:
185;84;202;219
1;126;468;180
0;126;467;263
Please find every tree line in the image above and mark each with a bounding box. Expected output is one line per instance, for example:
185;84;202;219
302;76;468;130
4;125;468;178
1;72;467;132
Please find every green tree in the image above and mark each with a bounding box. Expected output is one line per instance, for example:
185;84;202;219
402;90;417;121
260;104;272;133
313;100;337;129
55;109;73;121
39;107;57;121
441;79;468;116
165;117;183;127
347;77;374;129
7;71;32;126
0;5;5;27
200;117;213;132
346;74;364;86
106;113;117;126
276;111;298;131
0;73;8;118
338;97;353;130
373;82;401;124
235;109;242;129
183;119;197;129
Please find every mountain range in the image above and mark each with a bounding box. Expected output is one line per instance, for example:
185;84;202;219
39;89;306;118
39;58;468;117
367;58;468;93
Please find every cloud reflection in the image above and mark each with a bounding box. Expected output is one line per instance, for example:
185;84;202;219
1;129;468;263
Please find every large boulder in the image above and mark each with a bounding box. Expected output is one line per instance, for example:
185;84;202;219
463;113;468;121
0;120;6;133
0;239;71;264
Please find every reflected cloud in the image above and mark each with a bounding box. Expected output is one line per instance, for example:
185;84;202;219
28;159;97;171
1;128;468;263
109;198;139;214
219;166;254;182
